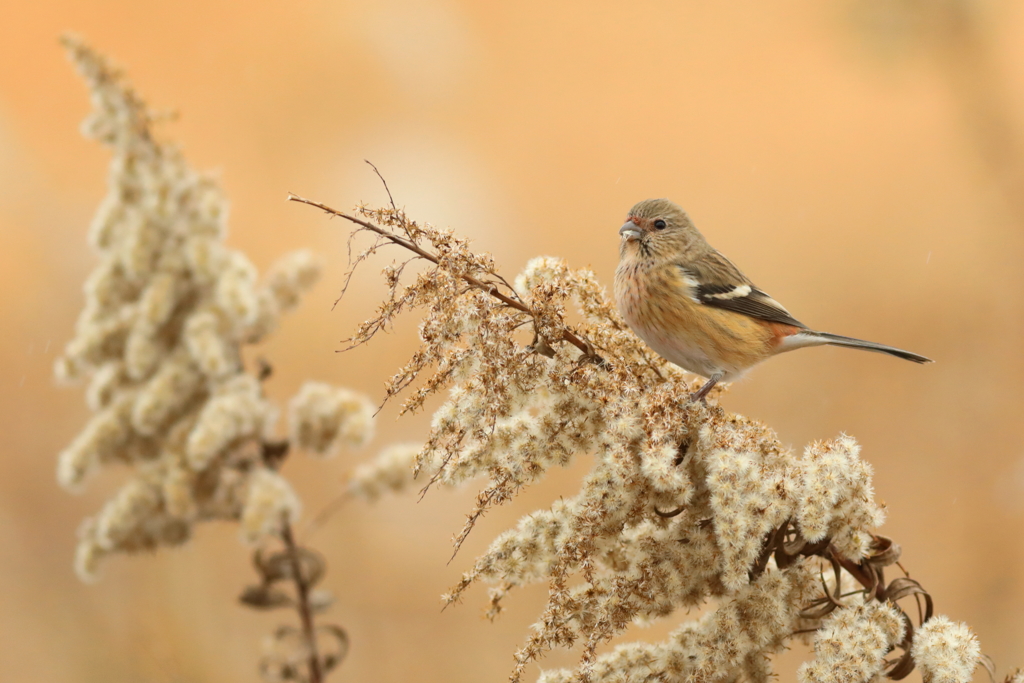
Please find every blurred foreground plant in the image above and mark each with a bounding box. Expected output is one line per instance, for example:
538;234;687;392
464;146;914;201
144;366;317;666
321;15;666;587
293;192;1021;683
54;37;373;683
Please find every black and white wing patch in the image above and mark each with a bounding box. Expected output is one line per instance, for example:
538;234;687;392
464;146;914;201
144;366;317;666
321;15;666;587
697;282;806;328
679;256;807;329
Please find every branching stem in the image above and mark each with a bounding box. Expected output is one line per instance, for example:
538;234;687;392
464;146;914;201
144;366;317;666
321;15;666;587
287;193;599;360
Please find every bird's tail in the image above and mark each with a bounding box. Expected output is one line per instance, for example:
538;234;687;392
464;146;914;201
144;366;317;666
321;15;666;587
810;331;933;364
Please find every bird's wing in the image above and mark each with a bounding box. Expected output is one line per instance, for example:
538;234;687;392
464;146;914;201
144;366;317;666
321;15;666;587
678;249;807;328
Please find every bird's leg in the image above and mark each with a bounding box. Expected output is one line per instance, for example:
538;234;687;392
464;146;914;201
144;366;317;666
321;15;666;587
689;373;723;403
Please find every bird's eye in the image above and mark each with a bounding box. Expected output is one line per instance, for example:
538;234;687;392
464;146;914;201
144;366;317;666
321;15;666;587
654;219;667;230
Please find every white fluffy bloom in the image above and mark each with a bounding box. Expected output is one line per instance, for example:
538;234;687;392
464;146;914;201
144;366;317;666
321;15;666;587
186;375;269;470
85;361;127;410
798;601;905;683
57;392;135;489
93;479;162;550
796;435;885;560
120;214;165;277
162;460;197;519
137;272;179;330
130;351;203;435
288;381;375;456
184;309;237;378
513;255;569;298
56;37;333;581
349;443;425;501
911;616;981;683
73;520;106;583
640;442;692;508
240;468;302;543
265;249;322;311
184;235;227;283
705;446;790;591
214;251;260;327
123;322;163;380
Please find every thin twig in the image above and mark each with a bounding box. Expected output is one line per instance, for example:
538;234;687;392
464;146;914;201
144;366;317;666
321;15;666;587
302;490;351;539
287;193;600;361
364;160;397;213
281;517;323;683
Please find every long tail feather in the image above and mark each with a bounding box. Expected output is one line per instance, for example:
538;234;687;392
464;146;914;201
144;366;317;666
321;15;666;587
813;332;932;364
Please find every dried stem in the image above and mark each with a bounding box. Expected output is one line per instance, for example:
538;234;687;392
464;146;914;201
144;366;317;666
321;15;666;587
281;518;323;683
286;193;601;361
831;546;883;600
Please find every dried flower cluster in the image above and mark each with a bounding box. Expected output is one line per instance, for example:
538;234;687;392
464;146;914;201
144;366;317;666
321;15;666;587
289;382;375;456
56;38;372;683
294;195;1012;683
348;443;426;502
911;617;983;683
798;600;906;682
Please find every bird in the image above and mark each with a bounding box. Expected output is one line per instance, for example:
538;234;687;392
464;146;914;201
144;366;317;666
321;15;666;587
613;198;932;401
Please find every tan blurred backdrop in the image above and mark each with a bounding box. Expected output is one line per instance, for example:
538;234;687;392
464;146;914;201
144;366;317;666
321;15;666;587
2;1;1023;681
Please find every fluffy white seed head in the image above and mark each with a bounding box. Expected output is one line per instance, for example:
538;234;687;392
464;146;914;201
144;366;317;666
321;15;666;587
911;616;981;683
796;435;885;560
240;468;302;543
288;381;375;456
214;251;260;328
56;37;336;580
798;601;905;683
184;309;238;378
130;351;203;436
349;443;427;502
186;375;269;470
57;392;135;489
265;249;322;312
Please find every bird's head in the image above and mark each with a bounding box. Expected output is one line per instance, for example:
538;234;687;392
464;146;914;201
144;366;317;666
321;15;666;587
619;198;699;260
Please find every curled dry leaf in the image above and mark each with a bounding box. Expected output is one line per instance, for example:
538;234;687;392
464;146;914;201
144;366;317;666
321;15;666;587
885;577;934;622
240;584;294;610
866;534;902;568
254;546;326;588
317;625;350;673
260;625;309;683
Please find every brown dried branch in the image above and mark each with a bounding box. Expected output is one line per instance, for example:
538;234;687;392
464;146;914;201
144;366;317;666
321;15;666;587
364;160;397;214
237;439;347;683
243;515;346;683
287;193;603;363
281;518;324;683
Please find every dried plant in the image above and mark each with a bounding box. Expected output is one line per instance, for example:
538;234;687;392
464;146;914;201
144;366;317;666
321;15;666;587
55;37;373;683
51;29;1018;683
292;192;1020;683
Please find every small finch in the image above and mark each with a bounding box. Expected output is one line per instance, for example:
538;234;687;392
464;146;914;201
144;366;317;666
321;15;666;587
614;198;932;401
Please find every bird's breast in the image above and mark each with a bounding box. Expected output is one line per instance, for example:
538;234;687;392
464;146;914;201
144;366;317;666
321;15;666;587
615;260;711;373
614;259;775;379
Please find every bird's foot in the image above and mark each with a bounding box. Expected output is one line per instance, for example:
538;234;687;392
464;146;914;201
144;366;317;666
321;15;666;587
688;374;722;403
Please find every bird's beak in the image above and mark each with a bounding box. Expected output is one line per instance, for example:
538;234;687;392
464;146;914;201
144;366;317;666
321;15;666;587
619;220;642;241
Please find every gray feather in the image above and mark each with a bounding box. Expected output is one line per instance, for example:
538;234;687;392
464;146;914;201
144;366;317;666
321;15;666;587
810;332;932;363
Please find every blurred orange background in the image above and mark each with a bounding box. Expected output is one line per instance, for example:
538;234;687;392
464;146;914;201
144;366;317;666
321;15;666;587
2;1;1023;681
